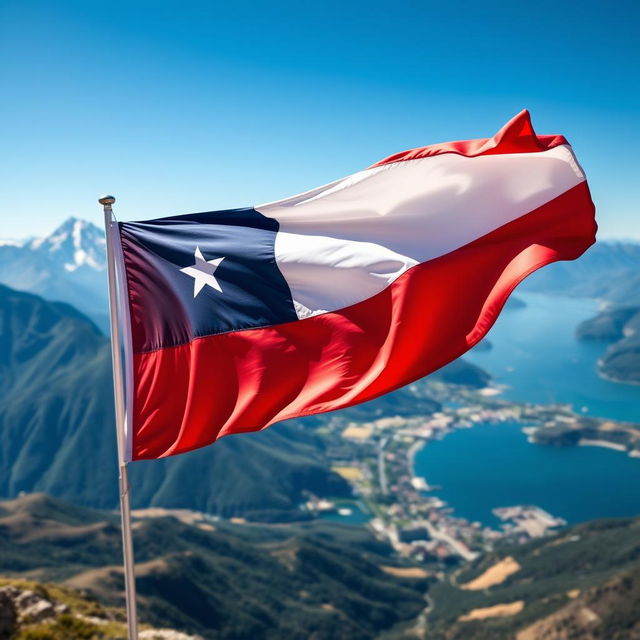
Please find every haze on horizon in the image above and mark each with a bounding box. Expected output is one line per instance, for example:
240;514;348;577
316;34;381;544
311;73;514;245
1;0;638;239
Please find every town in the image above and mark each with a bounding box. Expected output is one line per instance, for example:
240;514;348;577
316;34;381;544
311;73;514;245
302;382;625;566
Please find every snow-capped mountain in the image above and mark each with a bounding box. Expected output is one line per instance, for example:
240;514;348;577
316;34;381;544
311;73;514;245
0;217;109;330
28;217;106;272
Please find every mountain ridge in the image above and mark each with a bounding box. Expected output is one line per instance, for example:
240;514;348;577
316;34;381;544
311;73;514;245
522;240;640;306
426;516;640;639
0;493;429;639
2;493;640;639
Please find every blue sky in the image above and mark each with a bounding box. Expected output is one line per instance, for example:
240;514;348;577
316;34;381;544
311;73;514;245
1;0;638;239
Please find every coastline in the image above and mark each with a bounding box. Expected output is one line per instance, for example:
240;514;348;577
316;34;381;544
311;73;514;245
370;292;640;558
328;388;640;560
578;438;628;452
527;426;639;457
465;292;640;423
597;367;640;387
407;438;427;471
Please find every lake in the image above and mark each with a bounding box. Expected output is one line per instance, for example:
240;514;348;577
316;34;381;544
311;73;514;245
415;293;640;527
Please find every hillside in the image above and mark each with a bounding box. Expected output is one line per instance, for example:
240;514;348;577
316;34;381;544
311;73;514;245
0;494;428;639
428;358;490;388
577;306;640;384
426;516;640;639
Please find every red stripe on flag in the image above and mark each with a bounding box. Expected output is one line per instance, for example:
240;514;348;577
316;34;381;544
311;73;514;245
130;182;595;460
369;110;568;168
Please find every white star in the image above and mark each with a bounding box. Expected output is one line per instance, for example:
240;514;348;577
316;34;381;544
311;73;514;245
180;246;224;298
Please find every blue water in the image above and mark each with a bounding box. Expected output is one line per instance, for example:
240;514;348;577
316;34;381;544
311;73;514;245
415;421;640;527
415;293;640;527
466;293;640;422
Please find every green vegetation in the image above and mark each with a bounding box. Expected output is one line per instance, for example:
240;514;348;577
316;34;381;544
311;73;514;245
16;614;108;640
0;494;428;639
0;577;129;639
428;359;490;388
6;505;638;639
426;517;640;639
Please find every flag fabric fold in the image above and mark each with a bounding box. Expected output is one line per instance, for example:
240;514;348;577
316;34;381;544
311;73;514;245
118;110;596;461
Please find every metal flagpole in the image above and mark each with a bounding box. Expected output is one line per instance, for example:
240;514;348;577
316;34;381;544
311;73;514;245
100;195;139;639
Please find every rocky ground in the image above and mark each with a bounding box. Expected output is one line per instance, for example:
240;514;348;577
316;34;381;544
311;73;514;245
0;579;201;640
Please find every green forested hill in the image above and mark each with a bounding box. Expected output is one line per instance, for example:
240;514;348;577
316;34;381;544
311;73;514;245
0;494;428;639
426;517;640;639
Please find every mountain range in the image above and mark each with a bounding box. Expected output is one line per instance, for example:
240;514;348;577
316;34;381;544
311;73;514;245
522;240;640;307
6;219;638;332
5;217;638;341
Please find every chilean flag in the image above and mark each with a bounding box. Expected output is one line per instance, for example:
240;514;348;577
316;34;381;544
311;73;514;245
117;111;596;461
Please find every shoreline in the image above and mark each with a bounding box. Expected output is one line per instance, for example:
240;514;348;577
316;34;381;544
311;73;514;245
597;368;640;387
407;438;427;471
578;438;628;452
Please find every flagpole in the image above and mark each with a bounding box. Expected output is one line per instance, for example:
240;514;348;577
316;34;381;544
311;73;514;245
100;195;139;639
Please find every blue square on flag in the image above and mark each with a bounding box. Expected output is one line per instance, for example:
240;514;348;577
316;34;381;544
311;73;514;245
120;208;298;351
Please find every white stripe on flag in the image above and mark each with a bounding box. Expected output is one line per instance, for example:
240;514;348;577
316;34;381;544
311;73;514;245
257;145;585;318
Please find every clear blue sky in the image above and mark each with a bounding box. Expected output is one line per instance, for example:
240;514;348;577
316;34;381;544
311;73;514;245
1;0;638;239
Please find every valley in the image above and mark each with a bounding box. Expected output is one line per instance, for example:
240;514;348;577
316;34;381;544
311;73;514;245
0;494;428;639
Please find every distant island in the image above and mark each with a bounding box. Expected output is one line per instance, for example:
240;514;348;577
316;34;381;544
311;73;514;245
526;413;640;457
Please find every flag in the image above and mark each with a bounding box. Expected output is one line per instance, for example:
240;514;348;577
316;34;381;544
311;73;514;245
117;110;596;461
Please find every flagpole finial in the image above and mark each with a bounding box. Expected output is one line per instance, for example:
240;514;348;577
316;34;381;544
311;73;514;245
99;195;116;207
